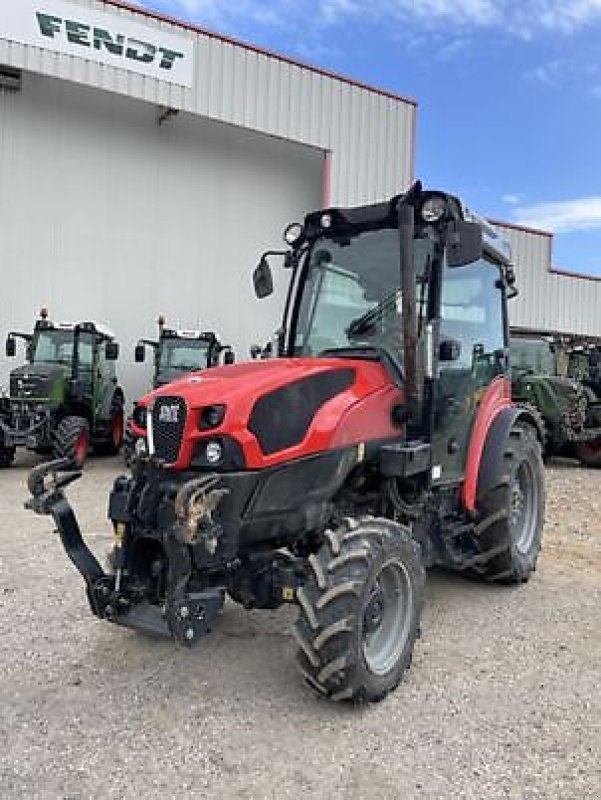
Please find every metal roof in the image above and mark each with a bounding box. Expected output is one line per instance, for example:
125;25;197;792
101;0;418;106
0;0;416;207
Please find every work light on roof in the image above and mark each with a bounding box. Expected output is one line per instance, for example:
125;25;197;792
283;222;304;246
420;196;447;224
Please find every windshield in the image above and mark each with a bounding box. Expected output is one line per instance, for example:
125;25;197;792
31;329;94;366
293;228;432;360
31;329;75;365
159;339;211;371
510;338;556;376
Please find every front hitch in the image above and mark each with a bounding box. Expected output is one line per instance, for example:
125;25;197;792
25;458;226;644
25;459;106;594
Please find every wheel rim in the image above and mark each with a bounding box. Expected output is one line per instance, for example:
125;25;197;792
75;430;89;466
361;558;413;677
509;459;538;554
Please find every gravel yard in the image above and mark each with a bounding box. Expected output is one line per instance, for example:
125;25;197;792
1;453;600;800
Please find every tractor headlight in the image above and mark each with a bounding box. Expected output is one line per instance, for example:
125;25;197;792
135;437;148;456
420;195;448;224
198;404;226;431
205;440;223;465
320;213;333;229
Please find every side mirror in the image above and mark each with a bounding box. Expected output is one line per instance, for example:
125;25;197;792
223;348;235;366
134;343;146;363
446;221;483;268
5;336;16;358
105;341;119;361
439;338;461;362
253;256;274;299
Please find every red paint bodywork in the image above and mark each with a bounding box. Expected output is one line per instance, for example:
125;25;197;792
132;358;403;471
462;376;512;512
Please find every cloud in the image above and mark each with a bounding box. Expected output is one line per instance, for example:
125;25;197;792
513;197;601;233
155;0;601;38
502;194;521;204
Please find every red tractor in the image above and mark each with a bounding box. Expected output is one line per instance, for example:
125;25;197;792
26;183;545;703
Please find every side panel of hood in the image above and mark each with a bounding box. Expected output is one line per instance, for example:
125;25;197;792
10;363;68;402
141;358;403;470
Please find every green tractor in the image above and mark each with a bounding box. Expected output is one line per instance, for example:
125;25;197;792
134;316;235;389
124;317;234;464
510;335;601;466
0;310;124;468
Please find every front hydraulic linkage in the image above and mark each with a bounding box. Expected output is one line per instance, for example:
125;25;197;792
24;459;115;617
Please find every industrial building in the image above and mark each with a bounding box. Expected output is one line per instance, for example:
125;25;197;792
493;221;601;341
0;0;415;400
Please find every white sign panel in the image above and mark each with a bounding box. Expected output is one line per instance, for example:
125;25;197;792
0;0;195;87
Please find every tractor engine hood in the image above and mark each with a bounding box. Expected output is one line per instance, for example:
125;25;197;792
135;357;403;470
9;363;67;401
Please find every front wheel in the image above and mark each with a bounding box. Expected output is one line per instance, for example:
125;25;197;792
294;517;425;703
0;444;16;468
53;416;90;468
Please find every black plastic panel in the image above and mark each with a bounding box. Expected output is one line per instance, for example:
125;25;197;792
248;368;355;455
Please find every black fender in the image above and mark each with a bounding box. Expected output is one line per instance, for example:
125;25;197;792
476;405;542;500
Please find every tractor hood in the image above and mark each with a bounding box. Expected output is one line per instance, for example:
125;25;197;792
9;362;68;401
136;357;402;470
144;357;393;409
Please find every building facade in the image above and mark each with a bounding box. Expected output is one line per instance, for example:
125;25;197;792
492;221;601;341
0;0;416;400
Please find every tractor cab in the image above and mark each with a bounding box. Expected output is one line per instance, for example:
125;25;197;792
134;316;234;389
1;310;123;467
255;184;515;488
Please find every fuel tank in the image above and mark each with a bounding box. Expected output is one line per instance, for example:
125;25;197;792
133;358;403;470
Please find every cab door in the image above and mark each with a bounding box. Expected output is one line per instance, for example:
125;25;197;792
431;257;507;485
93;338;115;424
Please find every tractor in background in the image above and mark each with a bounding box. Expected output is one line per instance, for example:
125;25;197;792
134;316;234;390
26;183;545;703
1;310;124;467
124;317;235;463
510;335;601;466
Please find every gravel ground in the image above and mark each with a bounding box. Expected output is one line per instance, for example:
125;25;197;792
1;452;600;800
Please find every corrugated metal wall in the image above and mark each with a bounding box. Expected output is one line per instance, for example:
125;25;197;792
0;0;416;206
0;73;324;401
494;222;601;338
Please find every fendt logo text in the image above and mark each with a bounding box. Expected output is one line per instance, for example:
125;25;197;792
36;12;185;72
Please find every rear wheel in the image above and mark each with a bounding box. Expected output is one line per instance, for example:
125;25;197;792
53;416;90;468
294;517;425;703
575;439;601;467
96;397;124;456
470;421;545;583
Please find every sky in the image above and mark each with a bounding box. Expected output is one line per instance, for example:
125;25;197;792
138;0;601;276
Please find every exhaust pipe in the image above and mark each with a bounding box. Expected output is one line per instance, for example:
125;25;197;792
398;201;419;424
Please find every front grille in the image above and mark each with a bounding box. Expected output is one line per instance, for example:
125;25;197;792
151;395;187;464
10;374;45;399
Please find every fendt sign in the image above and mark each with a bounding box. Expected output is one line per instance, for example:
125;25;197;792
0;1;194;87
